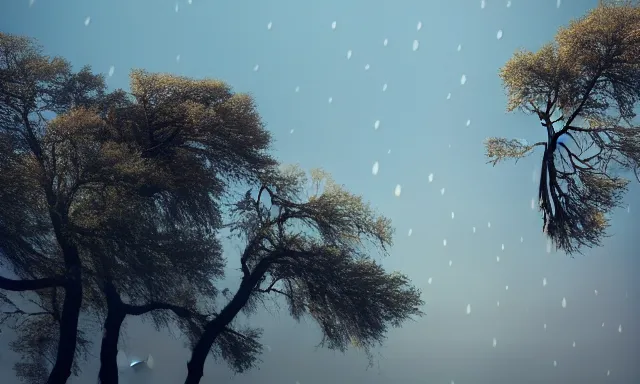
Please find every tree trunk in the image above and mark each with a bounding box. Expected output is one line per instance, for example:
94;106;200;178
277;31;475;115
99;283;126;384
184;260;270;384
46;276;82;384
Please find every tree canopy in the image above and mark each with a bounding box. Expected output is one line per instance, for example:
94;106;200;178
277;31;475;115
485;0;640;254
0;32;275;384
0;32;423;384
183;166;424;384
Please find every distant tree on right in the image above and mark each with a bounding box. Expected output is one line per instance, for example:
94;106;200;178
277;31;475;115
485;0;640;254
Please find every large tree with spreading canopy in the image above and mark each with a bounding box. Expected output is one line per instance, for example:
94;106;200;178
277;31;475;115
0;32;275;384
485;0;640;254
183;166;424;384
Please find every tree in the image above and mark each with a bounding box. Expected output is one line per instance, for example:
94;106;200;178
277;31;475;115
0;32;276;384
484;0;640;254
0;32;106;383
183;166;424;384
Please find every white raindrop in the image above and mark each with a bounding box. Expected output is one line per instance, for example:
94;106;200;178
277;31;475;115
417;21;422;31
457;44;462;51
520;236;524;242
496;256;500;262
451;212;455;219
602;322;605;327
531;198;535;210
253;64;260;72
428;277;433;284
505;285;509;291
267;21;272;30
472;227;476;233
347;50;352;59
394;184;402;197
328;97;333;104
188;0;192;4
466;304;471;314
506;0;511;7
412;40;420;51
572;341;576;347
383;38;388;46
372;162;379;176
387;149;391;154
492;338;497;347
331;21;337;30
428;173;434;182
382;83;388;91
29;0;35;7
607;370;610;376
496;30;503;39
440;188;445;195
84;16;91;26
546;240;552;253
364;64;370;70
557;0;561;8
543;277;547;287
618;324;622;333
176;54;181;63
487;222;491;228
290;129;294;134
501;244;505;251
175;2;179;12
561;297;567;308
460;74;467;85
108;66;115;77
553;360;557;367
443;239;447;247
466;119;471;126
627;204;631;213
374;120;380;130
295;86;300;92
447;93;452;99
496;301;500;306
449;260;453;266
481;0;486;9
544;323;547;330
595;289;598;296
408;228;413;236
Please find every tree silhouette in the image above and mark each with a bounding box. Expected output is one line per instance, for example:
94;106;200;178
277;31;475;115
183;166;424;384
0;32;275;384
485;0;640;254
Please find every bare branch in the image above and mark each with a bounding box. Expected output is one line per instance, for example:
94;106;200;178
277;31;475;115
0;275;64;292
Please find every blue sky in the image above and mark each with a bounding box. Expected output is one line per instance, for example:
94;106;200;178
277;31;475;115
1;0;639;383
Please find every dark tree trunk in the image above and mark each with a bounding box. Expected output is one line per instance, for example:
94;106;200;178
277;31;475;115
46;275;82;384
184;260;270;384
99;282;126;384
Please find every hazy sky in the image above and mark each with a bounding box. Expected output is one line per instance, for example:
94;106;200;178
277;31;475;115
1;0;639;383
